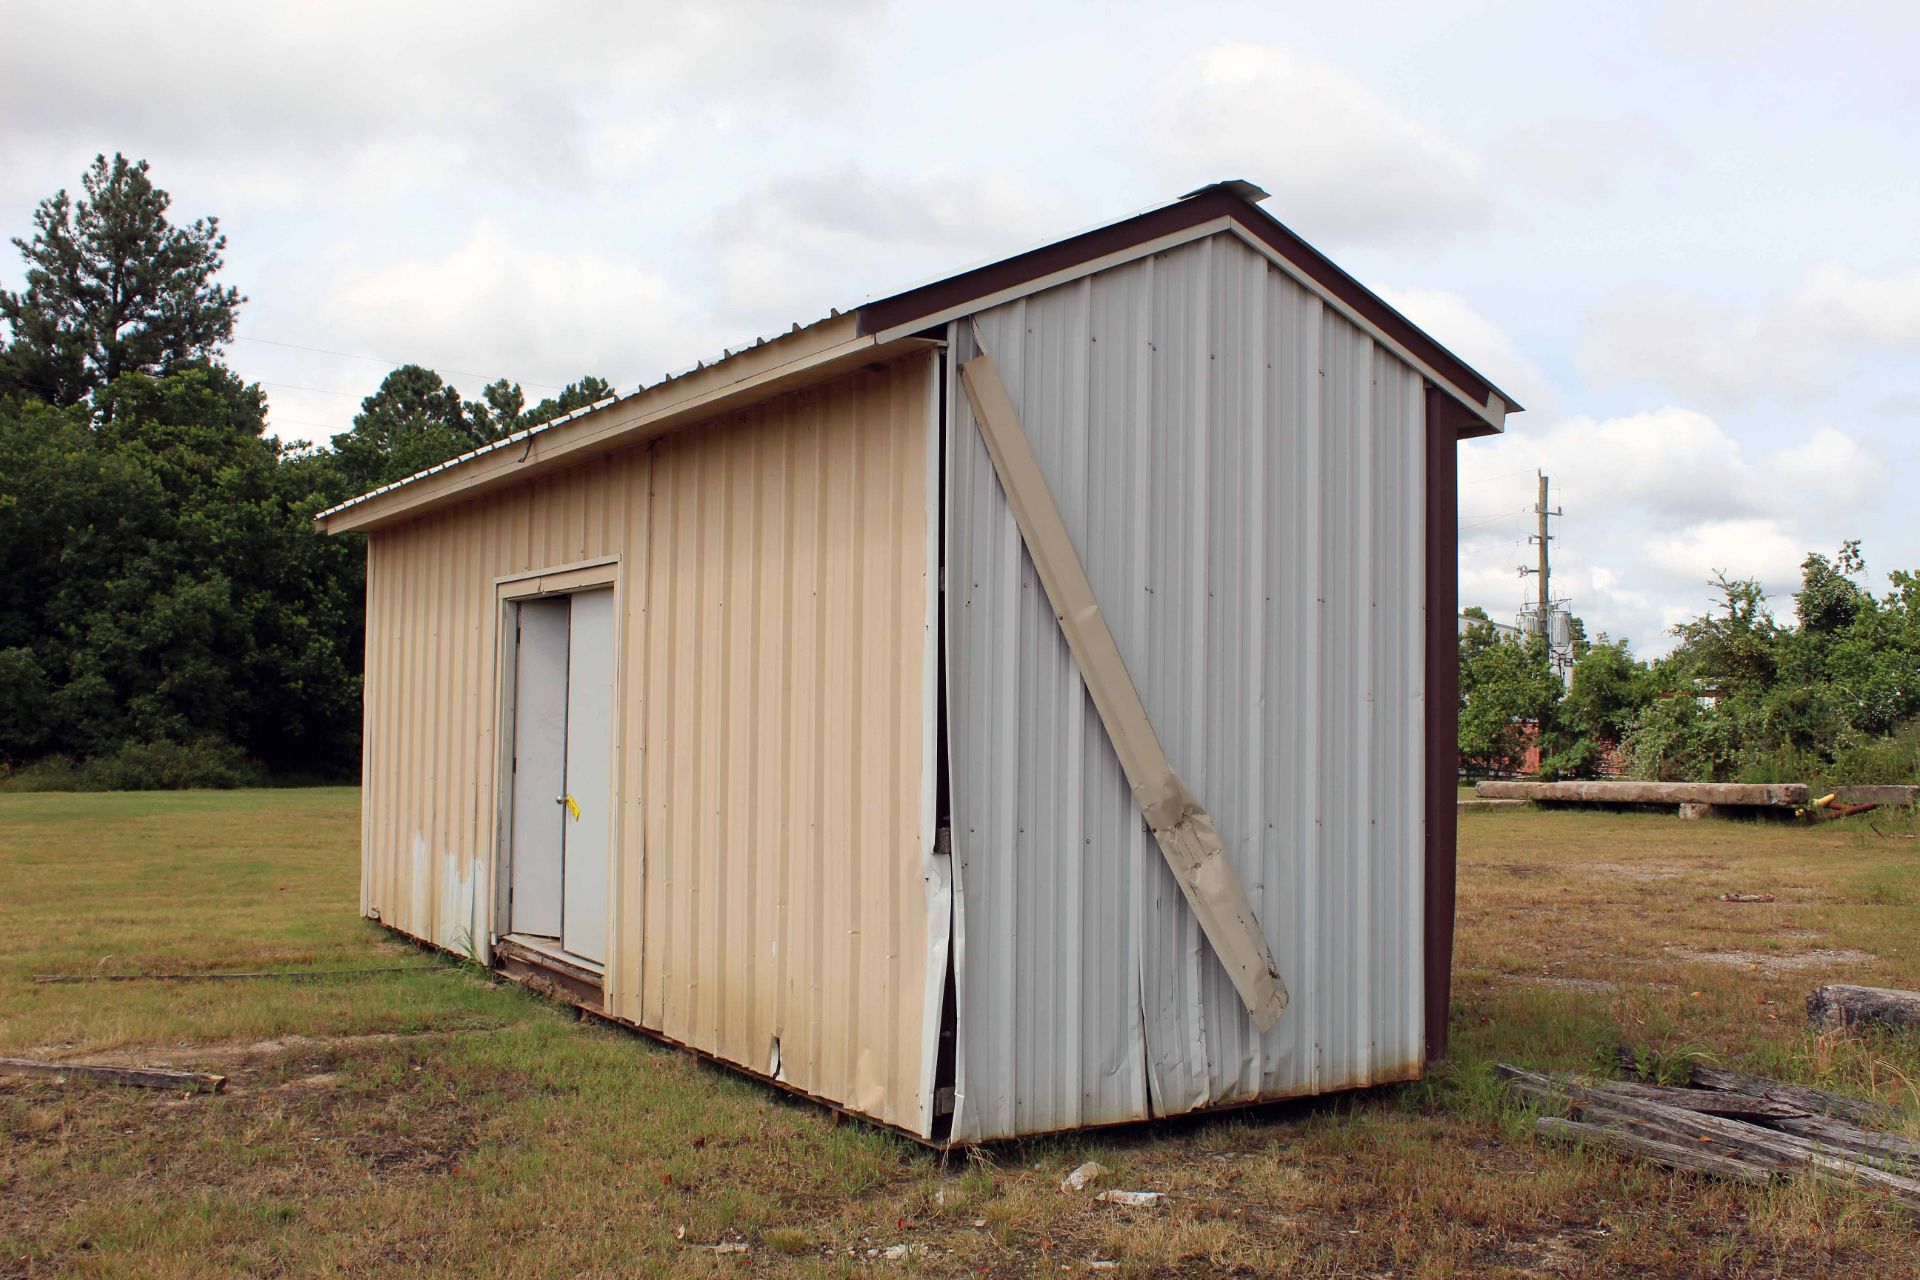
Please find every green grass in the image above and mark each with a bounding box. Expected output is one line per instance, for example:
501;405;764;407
2;790;1918;1277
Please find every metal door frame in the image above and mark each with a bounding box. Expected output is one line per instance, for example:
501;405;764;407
490;557;624;971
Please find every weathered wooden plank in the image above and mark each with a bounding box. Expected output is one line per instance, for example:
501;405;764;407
1597;1078;1809;1121
1807;984;1920;1036
1771;1113;1920;1168
1498;1066;1802;1174
1501;1064;1920;1204
0;1057;226;1093
1689;1063;1894;1126
1535;1115;1775;1184
1475;780;1808;807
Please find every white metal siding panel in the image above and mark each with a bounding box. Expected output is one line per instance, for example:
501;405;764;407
946;233;1427;1142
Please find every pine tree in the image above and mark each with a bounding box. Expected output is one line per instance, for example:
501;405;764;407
0;154;244;407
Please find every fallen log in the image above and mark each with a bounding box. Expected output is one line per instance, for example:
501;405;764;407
1595;1078;1809;1122
1500;1067;1802;1175
1689;1063;1894;1126
1534;1115;1774;1185
1808;984;1920;1036
1474;780;1807;807
0;1057;226;1093
1498;1064;1920;1204
1771;1113;1920;1168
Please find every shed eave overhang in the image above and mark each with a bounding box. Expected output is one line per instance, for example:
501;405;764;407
319;316;940;534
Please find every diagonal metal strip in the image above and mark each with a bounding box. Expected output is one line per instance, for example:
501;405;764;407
957;348;1289;1032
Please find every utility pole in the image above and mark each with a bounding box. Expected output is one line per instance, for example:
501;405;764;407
1533;472;1554;625
1521;471;1568;676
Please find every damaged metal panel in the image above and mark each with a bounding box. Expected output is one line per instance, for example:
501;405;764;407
945;232;1427;1142
957;349;1288;1031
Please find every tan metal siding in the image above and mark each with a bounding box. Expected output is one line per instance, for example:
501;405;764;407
637;366;935;1128
359;354;936;1134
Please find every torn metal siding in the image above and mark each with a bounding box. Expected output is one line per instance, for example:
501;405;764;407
359;354;941;1136
944;232;1427;1142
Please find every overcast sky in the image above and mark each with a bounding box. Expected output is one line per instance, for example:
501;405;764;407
3;0;1914;655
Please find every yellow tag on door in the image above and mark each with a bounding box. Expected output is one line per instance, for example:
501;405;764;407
564;794;581;821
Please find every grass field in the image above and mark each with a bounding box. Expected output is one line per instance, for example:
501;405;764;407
3;791;1918;1278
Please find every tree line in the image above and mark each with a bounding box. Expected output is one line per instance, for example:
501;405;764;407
0;155;608;787
5;156;1914;791
1460;544;1920;787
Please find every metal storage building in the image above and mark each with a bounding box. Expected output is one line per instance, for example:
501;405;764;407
319;180;1519;1144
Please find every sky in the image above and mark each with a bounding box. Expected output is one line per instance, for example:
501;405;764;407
1;0;1915;656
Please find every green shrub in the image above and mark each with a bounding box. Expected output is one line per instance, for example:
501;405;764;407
1826;727;1920;786
0;739;266;791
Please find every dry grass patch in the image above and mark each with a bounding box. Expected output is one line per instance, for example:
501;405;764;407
1;792;1918;1276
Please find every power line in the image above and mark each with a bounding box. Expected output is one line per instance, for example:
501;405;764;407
1459;466;1541;488
260;380;358;398
1458;505;1531;530
235;334;565;392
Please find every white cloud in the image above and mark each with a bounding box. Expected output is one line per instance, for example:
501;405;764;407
1580;262;1920;406
1579;289;1826;404
0;0;881;213
1652;518;1811;587
1496;116;1690;201
1468;407;1763;523
1796;263;1920;348
1763;426;1879;511
1372;286;1555;414
317;221;718;394
706;167;1071;337
1151;43;1487;244
1459;402;1882;654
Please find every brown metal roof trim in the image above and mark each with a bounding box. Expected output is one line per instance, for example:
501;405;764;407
857;182;1519;436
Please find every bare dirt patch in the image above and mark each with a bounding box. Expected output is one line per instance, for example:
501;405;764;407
1483;862;1554;878
1585;861;1709;882
1498;973;1618;994
1664;946;1877;973
15;1026;505;1072
0;1047;522;1275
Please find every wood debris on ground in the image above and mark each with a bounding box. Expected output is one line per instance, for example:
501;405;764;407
1500;1060;1919;1205
0;1056;227;1093
1807;984;1920;1036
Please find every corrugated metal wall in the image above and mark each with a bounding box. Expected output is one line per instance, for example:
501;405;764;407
636;357;940;1131
360;353;941;1134
944;232;1428;1141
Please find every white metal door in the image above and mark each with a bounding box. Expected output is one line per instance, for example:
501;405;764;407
509;597;570;938
560;588;615;965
